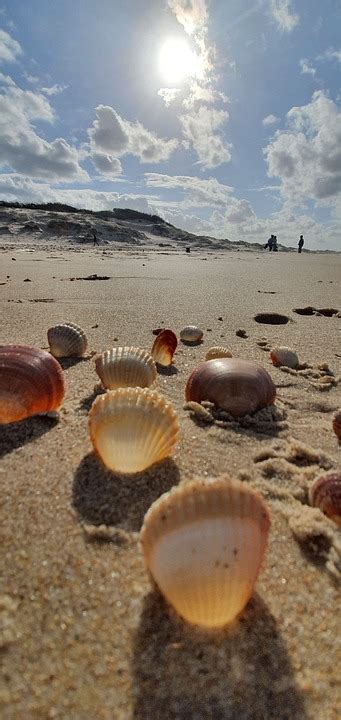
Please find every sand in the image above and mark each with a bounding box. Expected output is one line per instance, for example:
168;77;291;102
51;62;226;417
0;242;340;720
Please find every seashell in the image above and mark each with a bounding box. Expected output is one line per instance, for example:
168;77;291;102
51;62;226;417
332;410;341;442
95;347;157;390
309;473;341;526
185;358;276;418
151;329;177;366
47;322;87;357
205;346;233;361
141;477;270;628
89;387;179;473
180;326;203;343
0;345;64;424
270;346;298;368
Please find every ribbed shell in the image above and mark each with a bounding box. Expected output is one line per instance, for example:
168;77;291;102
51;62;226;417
151;329;177;366
47;322;87;357
95;347;157;390
89;387;179;474
185;358;276;417
0;344;65;424
270;346;298;368
141;477;270;628
309;473;341;526
180;326;203;343
332;410;341;442
205;346;233;361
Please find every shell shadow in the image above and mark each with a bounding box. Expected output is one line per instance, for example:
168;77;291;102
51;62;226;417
58;356;91;370
72;453;180;532
0;414;59;459
180;340;203;347
132;591;307;720
156;363;178;376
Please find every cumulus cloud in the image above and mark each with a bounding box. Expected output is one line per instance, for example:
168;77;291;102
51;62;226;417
299;59;316;77
264;91;341;203
91;152;122;177
180;106;231;168
88;105;178;163
0;29;22;63
268;0;299;32
263;114;280;127
157;88;181;106
167;0;208;36
0;80;87;182
145;173;233;207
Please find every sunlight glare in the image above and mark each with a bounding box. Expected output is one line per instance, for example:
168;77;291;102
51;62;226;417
159;38;203;84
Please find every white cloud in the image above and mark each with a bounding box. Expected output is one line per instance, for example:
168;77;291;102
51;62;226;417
0;29;22;63
91;152;122;177
88;105;178;163
183;83;228;109
0;81;87;182
167;0;208;36
263;114;280;127
317;48;341;64
180;106;231;168
268;0;299;32
41;83;68;96
0;71;16;86
264;91;341;203
145;173;234;207
299;59;316;77
23;72;40;85
157;88;181;106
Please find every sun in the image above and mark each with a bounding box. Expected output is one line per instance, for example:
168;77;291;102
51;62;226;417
159;38;203;85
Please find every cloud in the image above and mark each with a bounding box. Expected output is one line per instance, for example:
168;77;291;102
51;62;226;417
0;29;22;63
268;0;299;32
41;83;68;96
0;80;87;182
299;59;316;77
145;173;234;207
167;0;208;36
157;88;181;106
224;199;255;223
263;114;280;127
180;106;231;168
91;152;122;177
317;48;341;64
88;105;178;163
23;72;40;85
264;91;341;203
182;83;228;109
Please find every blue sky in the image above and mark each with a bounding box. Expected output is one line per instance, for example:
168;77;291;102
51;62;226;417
0;0;340;249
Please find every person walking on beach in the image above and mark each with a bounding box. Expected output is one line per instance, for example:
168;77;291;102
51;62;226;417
298;235;304;253
93;231;99;247
272;235;278;251
264;234;274;251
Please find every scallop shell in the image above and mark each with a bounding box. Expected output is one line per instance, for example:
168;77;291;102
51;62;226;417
151;329;177;366
205;346;233;361
270;346;298;368
47;322;87;357
309;473;341;526
89;387;179;474
141;477;270;628
332;410;341;442
180;326;203;343
0;345;65;424
185;358;276;417
95;347;157;390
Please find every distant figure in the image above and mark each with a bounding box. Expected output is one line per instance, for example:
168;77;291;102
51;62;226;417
186;246;191;254
264;234;274;251
272;235;278;252
298;235;304;253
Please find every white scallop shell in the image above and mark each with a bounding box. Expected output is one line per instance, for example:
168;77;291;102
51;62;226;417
47;322;87;357
95;347;157;390
89;387;179;474
270;346;298;368
205;346;233;361
180;326;203;343
141;477;270;628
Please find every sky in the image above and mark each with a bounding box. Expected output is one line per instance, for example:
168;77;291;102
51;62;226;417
0;0;340;250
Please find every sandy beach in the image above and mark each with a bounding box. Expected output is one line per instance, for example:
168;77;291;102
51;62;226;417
1;244;340;719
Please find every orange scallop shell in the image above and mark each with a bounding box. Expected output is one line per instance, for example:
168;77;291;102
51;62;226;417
332;410;341;442
0;345;65;424
185;358;276;417
309;473;341;526
151;329;177;366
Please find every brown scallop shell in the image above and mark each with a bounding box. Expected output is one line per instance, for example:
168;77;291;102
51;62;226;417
0;345;65;424
151;329;177;366
141;477;270;628
270;346;298;368
205;346;233;361
332;410;341;442
309;473;341;526
47;322;87;357
185;358;276;417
